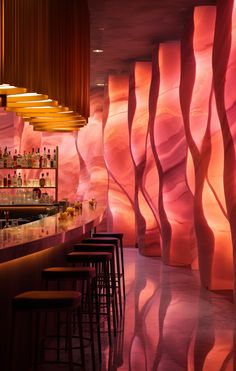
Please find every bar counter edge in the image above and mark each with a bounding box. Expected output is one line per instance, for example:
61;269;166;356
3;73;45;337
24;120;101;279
0;203;105;371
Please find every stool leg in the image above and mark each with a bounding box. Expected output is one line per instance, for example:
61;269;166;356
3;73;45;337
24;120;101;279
33;312;40;371
104;260;113;345
67;311;73;371
56;312;61;361
9;309;16;371
120;239;126;299
88;279;96;370
77;307;86;370
115;242;123;318
110;258;117;336
93;277;102;362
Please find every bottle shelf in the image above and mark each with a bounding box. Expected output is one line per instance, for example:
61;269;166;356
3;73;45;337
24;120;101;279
0;186;56;189
0;203;57;206
0;167;56;170
0;146;59;201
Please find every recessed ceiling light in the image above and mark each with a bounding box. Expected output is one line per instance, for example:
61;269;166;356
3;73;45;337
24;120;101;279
92;49;103;53
96;83;105;87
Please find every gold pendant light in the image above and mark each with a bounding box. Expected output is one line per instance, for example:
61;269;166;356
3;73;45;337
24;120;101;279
0;84;87;132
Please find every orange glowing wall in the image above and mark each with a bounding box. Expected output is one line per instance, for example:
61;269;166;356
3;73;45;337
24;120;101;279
180;5;233;290
128;62;160;254
103;75;135;246
154;42;196;266
101;2;235;291
1;2;236;294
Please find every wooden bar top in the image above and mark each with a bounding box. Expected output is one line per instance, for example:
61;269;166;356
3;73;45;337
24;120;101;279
0;203;105;264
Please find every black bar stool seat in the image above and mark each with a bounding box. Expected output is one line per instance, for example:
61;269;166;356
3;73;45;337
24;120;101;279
92;232;125;298
67;250;116;345
42;266;96;280
12;290;82;310
42;266;101;367
10;290;85;371
75;241;121;319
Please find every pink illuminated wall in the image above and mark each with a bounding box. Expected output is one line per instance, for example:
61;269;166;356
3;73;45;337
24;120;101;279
103;75;135;246
0;88;107;205
180;5;233;290
154;42;196;266
128;62;160;254
213;0;236;293
1;1;236;294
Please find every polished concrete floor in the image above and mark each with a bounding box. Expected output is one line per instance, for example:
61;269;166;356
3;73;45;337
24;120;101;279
100;248;236;371
43;248;236;371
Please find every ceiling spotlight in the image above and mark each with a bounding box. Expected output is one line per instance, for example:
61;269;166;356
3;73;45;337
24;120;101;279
92;49;103;53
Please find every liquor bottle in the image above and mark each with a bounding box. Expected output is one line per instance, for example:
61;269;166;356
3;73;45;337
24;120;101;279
3;147;8;168
13;149;18;168
34;148;40;168
7;151;13;168
17;173;22;187
0;148;4;169
21;151;27;168
31;148;36;168
47;149;51;168
23;173;27;187
12;171;18;187
7;174;11;187
16;152;22;168
51;148;57;168
3;175;7;187
39;173;45;187
45;172;51;187
42;148;47;168
27;151;32;168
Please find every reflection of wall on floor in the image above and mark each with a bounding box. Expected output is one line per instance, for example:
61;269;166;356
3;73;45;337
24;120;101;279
0;2;236;294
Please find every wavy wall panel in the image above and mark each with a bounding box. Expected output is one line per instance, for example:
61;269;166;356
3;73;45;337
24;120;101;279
213;1;236;293
128;62;160;253
77;88;107;205
1;1;236;295
180;5;233;290
189;7;216;288
140;51;161;255
141;137;161;255
103;75;135;246
154;43;196;265
145;48;162;256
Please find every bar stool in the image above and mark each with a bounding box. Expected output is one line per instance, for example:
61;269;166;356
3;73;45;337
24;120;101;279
76;239;122;318
73;243;119;325
41;266;101;368
10;290;85;371
92;232;125;299
67;251;117;345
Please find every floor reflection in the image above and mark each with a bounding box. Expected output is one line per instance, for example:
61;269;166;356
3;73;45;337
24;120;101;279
102;248;235;371
41;248;236;370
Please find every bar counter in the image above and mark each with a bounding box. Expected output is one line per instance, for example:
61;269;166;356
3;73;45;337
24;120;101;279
0;203;105;371
0;203;105;263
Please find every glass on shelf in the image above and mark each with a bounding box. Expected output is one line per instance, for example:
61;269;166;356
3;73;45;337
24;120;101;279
3;210;10;228
11;219;18;228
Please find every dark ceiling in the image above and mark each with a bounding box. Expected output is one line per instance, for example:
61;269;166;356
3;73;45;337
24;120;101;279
88;0;216;88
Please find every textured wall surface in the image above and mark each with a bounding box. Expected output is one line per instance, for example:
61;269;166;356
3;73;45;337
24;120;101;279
1;2;236;294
